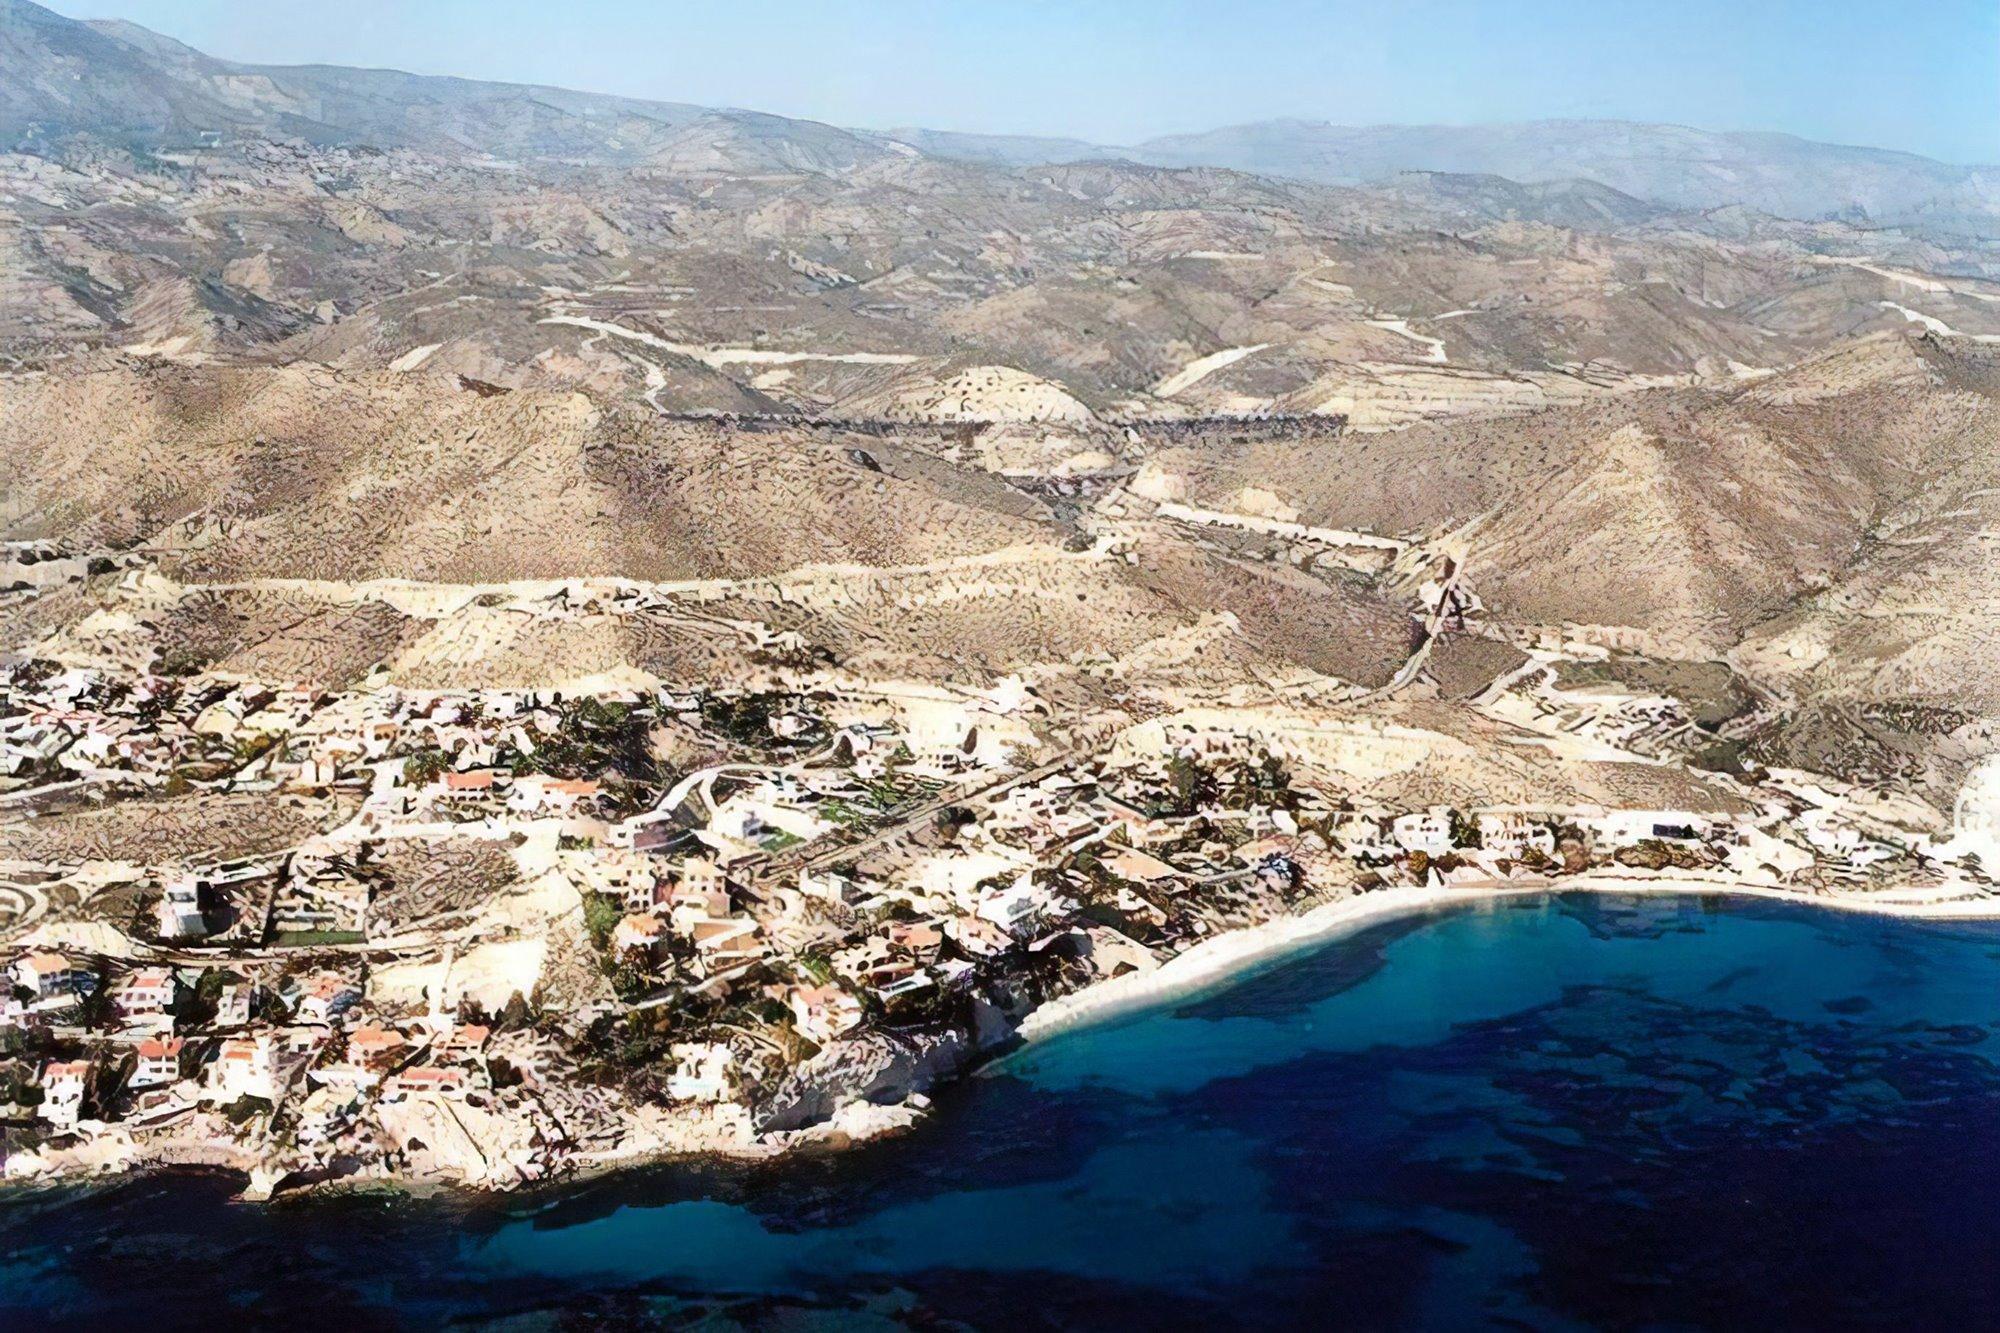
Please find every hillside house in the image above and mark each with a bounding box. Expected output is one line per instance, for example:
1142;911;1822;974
40;1061;89;1129
1333;815;1394;856
211;1036;278;1101
508;774;601;814
10;951;93;1004
383;1066;469;1100
350;1024;408;1064
293;972;363;1025
1585;809;1712;850
690;916;764;969
1099;791;1176;846
112;968;175;1021
155;872;206;940
799;867;875;907
432;768;508;803
976;876;1053;934
1392;809;1455;856
945;913;1015;958
886;920;943;959
131;1037;185;1089
214;978;255;1028
788;985;864;1045
666;1042;735;1102
612;912;667;959
1476;812;1558;860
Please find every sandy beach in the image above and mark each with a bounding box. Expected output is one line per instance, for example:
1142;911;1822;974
1014;873;2000;1049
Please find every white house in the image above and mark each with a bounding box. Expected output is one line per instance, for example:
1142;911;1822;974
1334;815;1395;856
945;913;1015;958
214;979;255;1028
131;1037;185;1089
112;968;175;1022
976;875;1050;935
612;912;667;958
707;802;767;843
291;748;342;789
666;1042;735;1102
10;952;93;1004
156;873;206;940
210;1035;278;1102
1585;809;1711;850
383;1066;469;1100
507;774;600;814
40;1061;88;1129
1391;808;1455;856
1475;813;1557;861
799;868;872;906
788;985;864;1046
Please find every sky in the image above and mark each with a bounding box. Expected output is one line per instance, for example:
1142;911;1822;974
48;0;2000;164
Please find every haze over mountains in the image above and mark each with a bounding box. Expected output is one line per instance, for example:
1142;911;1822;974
3;0;1996;237
895;120;2000;237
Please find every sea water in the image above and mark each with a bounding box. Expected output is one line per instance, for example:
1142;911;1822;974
4;893;1998;1328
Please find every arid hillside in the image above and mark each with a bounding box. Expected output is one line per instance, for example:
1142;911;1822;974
3;0;2000;838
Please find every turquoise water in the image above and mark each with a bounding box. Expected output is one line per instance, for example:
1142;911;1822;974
6;893;2000;1328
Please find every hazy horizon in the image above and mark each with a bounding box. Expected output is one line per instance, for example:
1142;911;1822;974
43;0;2000;165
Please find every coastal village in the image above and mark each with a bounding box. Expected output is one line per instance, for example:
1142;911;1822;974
1;608;1995;1195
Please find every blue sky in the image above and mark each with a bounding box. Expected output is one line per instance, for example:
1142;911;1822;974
50;0;2000;163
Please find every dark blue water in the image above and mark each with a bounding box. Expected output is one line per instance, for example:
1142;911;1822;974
6;893;2000;1330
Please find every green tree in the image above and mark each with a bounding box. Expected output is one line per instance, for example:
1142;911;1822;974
403;750;449;785
582;893;623;952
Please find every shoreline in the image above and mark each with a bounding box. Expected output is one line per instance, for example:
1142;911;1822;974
1012;883;1461;1048
1010;872;2000;1050
9;873;1995;1204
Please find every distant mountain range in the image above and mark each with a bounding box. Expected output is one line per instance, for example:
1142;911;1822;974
4;0;1996;235
903;120;2000;236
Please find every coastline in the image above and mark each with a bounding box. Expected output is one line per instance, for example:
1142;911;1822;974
9;872;1995;1203
1013;883;1462;1047
1011;872;2000;1051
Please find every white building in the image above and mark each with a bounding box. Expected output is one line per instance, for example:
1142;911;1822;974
1333;815;1394;856
10;952;93;1004
156;873;206;940
131;1037;185;1089
40;1061;88;1130
1391;808;1455;856
976;875;1051;935
1585;809;1711;850
1475;812;1557;860
210;1035;278;1102
799;868;871;906
666;1042;735;1102
788;985;864;1046
214;980;254;1028
112;968;175;1021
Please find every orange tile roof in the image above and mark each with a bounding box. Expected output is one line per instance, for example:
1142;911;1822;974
17;951;74;974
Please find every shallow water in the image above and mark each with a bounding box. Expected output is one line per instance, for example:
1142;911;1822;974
5;893;2000;1329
